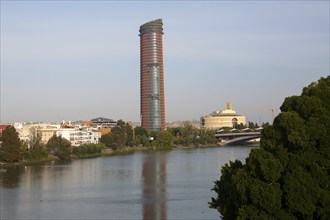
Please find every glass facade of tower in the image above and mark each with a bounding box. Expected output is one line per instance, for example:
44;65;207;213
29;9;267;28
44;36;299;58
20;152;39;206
139;19;166;131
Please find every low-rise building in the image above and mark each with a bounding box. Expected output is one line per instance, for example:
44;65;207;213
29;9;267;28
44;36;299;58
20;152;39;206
91;117;117;128
200;101;246;130
0;124;9;147
14;123;50;145
13;122;101;147
40;125;60;144
0;124;9;136
56;127;101;146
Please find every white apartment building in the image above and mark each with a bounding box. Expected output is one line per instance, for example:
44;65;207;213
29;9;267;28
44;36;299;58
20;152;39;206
40;125;60;143
56;127;101;146
14;123;50;146
14;122;101;147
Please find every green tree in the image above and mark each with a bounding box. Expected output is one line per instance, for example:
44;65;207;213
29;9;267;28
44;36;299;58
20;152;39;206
0;126;22;162
196;128;217;146
24;127;47;160
100;133;113;147
72;144;103;157
210;76;330;219
46;134;72;160
28;127;43;151
134;126;149;137
169;126;217;147
138;135;151;147
168;127;183;145
181;121;196;146
153;130;173;150
100;120;134;149
133;127;151;147
169;121;198;147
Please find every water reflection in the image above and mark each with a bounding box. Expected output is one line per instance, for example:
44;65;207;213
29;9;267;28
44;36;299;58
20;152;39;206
142;152;167;220
0;166;24;188
0;166;25;219
0;146;254;219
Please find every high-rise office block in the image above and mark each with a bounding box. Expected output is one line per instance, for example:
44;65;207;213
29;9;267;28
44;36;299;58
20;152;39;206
139;19;166;131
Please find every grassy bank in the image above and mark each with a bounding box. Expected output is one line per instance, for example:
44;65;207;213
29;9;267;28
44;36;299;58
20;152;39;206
1;143;241;168
0;155;59;168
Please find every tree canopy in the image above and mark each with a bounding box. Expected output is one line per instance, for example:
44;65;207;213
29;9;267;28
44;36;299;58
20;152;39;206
0;126;22;162
46;134;72;160
210;76;330;219
100;120;134;149
168;121;217;147
24;127;47;160
153;130;173;150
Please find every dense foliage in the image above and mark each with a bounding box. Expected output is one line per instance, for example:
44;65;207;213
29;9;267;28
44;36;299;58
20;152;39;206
23;127;47;160
210;76;330;219
100;120;216;150
72;144;103;157
100;120;173;150
152;130;173;150
168;122;217;147
46;134;72;160
100;120;134;149
0;126;22;162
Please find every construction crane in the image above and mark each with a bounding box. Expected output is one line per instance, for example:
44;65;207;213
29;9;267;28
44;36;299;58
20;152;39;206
256;108;276;122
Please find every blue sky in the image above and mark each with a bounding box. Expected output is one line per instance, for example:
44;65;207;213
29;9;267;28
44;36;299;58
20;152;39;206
1;1;329;124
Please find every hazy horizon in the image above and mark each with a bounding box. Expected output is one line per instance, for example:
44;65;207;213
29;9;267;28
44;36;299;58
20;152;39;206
1;1;329;124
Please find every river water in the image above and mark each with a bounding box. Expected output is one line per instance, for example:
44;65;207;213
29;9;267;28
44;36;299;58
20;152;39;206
0;145;256;220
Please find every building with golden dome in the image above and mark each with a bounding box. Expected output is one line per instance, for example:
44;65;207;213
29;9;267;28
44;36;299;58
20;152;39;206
200;101;246;130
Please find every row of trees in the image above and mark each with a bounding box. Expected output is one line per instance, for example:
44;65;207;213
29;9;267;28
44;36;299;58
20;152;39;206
210;76;330;219
0;118;223;163
0;127;103;162
0;126;49;162
99;120;217;150
1;119;273;163
44;135;103;160
0;122;217;163
168;122;217;147
100;120;174;150
247;121;270;129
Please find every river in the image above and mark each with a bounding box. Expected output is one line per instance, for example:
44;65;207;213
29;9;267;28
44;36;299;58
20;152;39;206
0;145;256;220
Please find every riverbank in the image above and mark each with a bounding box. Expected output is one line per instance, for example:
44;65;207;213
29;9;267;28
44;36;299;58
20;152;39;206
0;146;155;167
0;143;256;168
0;155;60;168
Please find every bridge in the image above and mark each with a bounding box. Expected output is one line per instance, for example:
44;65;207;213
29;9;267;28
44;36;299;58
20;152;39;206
215;132;261;146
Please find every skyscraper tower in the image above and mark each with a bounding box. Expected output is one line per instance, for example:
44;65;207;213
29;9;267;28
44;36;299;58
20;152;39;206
139;19;166;131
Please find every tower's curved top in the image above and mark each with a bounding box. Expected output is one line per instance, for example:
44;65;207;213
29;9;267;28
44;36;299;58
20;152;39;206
139;19;163;35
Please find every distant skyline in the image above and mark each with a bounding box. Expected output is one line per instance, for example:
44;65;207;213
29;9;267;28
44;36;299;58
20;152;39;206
1;1;329;124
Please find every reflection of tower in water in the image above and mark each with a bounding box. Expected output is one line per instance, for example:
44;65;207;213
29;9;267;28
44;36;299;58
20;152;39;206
142;153;167;220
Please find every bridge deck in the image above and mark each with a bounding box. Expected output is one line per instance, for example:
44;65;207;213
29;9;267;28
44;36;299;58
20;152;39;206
215;132;261;145
215;132;261;138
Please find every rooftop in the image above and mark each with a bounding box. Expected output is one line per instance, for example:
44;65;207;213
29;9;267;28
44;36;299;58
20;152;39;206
209;101;244;117
91;117;116;124
139;19;163;35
